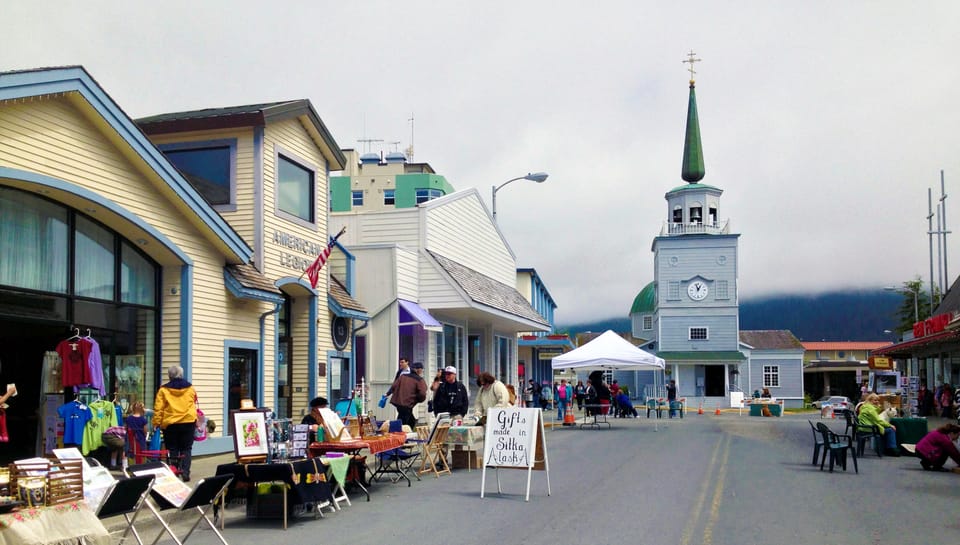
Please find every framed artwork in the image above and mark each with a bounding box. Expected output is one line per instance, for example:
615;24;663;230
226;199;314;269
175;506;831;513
232;411;269;458
318;408;352;441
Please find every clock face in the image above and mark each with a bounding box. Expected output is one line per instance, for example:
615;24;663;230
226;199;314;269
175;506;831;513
687;281;709;301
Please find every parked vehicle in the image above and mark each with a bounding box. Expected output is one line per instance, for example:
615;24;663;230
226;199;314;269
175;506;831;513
811;395;852;411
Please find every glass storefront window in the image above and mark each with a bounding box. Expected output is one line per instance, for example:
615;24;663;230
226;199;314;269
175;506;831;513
121;241;156;306
0;187;68;293
75;216;115;300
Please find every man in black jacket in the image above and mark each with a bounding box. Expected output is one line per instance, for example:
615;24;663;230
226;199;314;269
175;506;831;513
432;366;469;418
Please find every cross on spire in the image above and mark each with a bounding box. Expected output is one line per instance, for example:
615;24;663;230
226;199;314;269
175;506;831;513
682;50;701;82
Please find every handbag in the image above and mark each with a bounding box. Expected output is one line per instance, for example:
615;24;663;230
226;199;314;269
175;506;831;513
378;395;387;409
194;408;207;441
149;426;163;450
0;409;8;443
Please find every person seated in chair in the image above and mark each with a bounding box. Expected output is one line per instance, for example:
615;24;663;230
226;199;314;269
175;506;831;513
615;391;638;418
301;396;328;443
858;393;899;456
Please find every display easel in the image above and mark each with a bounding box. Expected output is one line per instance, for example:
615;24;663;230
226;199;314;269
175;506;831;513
480;407;551;502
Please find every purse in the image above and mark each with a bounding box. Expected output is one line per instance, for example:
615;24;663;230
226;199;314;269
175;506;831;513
0;409;8;443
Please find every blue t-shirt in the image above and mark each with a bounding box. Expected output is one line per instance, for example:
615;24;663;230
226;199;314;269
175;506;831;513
57;402;91;445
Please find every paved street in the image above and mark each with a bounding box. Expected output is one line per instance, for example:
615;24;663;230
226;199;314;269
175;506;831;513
111;412;959;545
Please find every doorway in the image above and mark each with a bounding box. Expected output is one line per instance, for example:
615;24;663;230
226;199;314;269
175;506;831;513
228;348;258;411
704;365;726;397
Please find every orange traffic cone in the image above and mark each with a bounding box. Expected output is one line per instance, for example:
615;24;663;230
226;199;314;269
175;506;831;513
697;403;704;415
715;405;721;416
831;408;836;419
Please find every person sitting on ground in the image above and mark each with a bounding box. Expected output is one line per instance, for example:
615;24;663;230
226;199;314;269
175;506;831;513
858;393;899;456
301;396;328;443
914;423;960;471
615;391;638;418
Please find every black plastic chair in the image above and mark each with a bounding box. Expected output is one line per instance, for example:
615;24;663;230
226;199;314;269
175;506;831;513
808;420;826;465
96;474;155;545
852;412;883;458
816;422;858;473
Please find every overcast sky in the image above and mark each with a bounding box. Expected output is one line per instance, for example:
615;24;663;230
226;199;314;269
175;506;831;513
5;2;960;324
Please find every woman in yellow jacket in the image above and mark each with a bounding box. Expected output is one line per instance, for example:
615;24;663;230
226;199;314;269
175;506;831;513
152;365;198;481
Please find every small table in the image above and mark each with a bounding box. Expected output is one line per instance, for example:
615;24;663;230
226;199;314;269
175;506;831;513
215;459;335;529
889;417;928;453
446;426;485;471
308;432;407;501
581;405;612;429
0;502;110;545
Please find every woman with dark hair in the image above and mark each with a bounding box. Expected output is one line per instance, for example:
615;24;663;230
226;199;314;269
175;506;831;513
473;372;509;424
588;371;612;415
915;423;960;471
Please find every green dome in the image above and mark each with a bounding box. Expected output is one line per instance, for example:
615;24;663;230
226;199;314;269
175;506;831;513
630;282;656;315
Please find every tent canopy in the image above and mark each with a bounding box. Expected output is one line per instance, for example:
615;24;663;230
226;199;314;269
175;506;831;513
551;330;665;371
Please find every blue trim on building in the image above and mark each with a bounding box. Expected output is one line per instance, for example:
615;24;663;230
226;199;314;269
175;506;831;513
309;294;318;400
328;295;368;320
0;168;194;265
180;265;192;376
253;126;264;272
223;269;285;304
0;67;252;262
275;277;316;294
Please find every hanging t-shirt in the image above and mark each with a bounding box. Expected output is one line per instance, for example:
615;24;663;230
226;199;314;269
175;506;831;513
82;399;118;455
85;337;106;396
55;338;92;387
57;401;91;446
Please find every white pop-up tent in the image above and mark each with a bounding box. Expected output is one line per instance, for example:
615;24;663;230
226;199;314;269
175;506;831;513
551;330;665;372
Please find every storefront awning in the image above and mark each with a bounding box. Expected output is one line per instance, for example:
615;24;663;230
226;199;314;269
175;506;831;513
871;329;960;357
398;299;442;332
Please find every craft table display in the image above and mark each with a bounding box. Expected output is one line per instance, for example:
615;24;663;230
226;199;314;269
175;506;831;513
0;501;110;545
307;432;408;458
446;426;485;470
216;458;336;529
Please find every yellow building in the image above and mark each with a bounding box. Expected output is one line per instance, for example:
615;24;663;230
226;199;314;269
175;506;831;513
0;66;364;460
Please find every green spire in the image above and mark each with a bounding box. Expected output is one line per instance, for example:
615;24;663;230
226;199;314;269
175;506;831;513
681;80;705;183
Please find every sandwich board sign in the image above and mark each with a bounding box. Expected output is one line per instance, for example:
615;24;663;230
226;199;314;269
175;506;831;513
480;407;551;501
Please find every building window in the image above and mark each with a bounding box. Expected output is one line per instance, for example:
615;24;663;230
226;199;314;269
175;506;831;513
689;327;708;340
384;189;395;206
715;280;729;299
162;143;234;206
277;155;315;222
837;351;845;359
415;188;443;204
643;315;653;330
672;206;683;223
763;365;780;388
689;205;702;223
0;187;69;293
75;216;115;301
352;191;364;206
667;281;680;300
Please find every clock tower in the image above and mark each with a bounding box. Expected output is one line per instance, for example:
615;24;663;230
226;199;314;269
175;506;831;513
645;53;744;400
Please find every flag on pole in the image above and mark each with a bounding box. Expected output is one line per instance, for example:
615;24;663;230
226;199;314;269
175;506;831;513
304;227;346;289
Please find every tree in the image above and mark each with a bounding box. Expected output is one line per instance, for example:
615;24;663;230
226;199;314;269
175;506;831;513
891;277;940;333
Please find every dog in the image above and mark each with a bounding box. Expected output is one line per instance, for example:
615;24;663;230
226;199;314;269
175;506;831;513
878;406;898;423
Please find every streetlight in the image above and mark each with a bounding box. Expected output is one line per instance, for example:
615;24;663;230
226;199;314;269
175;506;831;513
491;172;549;222
884;285;919;323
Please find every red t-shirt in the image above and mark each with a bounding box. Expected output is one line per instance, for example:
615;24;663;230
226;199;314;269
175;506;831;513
56;338;92;387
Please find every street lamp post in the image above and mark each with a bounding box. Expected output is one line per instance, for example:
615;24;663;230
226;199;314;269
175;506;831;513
491;172;549;223
884;285;919;323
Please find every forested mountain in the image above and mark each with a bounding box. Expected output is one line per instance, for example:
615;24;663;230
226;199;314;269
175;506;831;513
559;291;904;342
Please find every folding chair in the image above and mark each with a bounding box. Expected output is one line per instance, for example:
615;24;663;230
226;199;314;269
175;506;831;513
96;475;155;545
372;444;421;486
127;462;233;545
418;424;451;477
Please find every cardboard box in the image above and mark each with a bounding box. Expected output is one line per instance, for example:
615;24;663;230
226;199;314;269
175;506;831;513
451;449;481;469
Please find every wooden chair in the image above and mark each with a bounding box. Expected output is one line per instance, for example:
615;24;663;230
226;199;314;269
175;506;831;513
418;424;451;477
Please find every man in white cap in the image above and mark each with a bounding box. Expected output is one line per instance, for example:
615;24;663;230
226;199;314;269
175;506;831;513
431;366;469;418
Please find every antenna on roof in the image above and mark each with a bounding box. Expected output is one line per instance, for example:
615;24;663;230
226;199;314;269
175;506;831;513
357;138;383;154
406;113;415;161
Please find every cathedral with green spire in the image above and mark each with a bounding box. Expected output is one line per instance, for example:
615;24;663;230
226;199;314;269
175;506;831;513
628;55;805;409
632;55;745;401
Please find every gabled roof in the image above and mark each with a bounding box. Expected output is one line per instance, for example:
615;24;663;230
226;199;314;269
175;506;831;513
802;341;891;351
0;66;253;263
137;100;346;170
740;330;804;350
427;250;548;327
